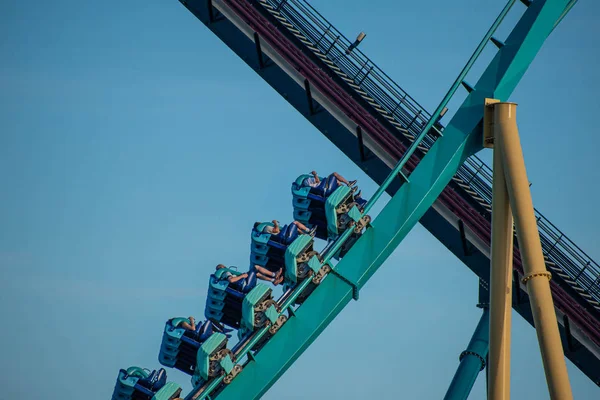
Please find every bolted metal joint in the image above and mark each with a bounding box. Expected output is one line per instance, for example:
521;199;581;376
522;271;552;284
459;350;486;371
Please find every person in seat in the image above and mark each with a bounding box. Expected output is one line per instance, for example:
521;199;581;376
259;220;315;236
255;220;316;243
173;316;196;331
216;263;284;287
252;264;284;285
169;316;232;338
215;264;259;292
302;171;357;192
167;316;200;339
302;171;367;207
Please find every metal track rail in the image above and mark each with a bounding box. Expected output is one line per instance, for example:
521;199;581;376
257;0;599;314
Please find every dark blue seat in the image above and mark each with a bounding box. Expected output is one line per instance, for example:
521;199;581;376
253;223;299;247
167;318;228;340
307;192;327;203
113;366;182;400
206;269;260;330
356;196;367;208
251;223;299;274
292;172;368;246
137;368;167;392
206;268;275;338
302;174;340;197
268;223;299;245
163;319;232;375
226;271;257;294
292;176;342;238
133;386;154;399
267;240;286;251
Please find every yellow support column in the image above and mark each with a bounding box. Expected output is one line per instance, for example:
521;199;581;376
486;98;514;400
493;101;573;400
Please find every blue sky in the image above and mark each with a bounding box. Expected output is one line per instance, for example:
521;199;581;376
1;0;599;398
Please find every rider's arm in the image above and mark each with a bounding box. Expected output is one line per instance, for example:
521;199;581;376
228;273;248;283
271;220;280;234
311;170;320;184
180;317;195;330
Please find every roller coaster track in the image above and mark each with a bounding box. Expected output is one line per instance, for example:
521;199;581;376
175;0;598;396
254;0;599;316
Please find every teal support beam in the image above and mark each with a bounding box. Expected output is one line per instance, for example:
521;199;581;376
194;0;571;398
347;0;515;226
444;309;490;400
475;0;571;101
329;0;570;291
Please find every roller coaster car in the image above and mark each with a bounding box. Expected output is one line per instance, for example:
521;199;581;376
292;174;370;257
251;222;321;286
159;318;233;382
204;267;286;339
112;366;181;400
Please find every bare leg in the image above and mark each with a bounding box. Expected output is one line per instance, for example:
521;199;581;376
257;271;285;285
256;272;275;282
333;172;356;186
292;220;310;233
254;265;278;278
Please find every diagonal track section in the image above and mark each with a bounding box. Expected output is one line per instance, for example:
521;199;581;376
177;0;599;391
256;0;599;315
249;0;600;356
175;0;582;398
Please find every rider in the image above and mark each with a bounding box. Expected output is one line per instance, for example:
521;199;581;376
169;316;196;331
302;171;357;190
254;220;316;246
168;316;230;339
257;219;315;236
215;264;260;292
252;264;284;285
302;171;366;202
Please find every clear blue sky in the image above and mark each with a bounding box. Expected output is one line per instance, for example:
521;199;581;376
1;0;599;398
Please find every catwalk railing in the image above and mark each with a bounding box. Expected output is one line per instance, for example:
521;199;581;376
258;0;600;312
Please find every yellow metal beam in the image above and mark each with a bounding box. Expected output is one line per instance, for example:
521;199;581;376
489;100;573;399
487;100;514;399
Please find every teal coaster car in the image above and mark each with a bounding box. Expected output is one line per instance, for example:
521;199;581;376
158;318;237;387
111;366;181;400
204;267;286;340
250;221;320;286
292;173;370;257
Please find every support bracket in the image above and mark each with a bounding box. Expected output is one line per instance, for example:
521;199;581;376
254;33;273;70
329;266;359;301
397;170;410;184
356;126;366;162
478;278;490;309
513;270;523;306
304;79;323;115
483;98;500;148
562;315;582;352
205;0;225;23
458;219;473;257
355;126;376;163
